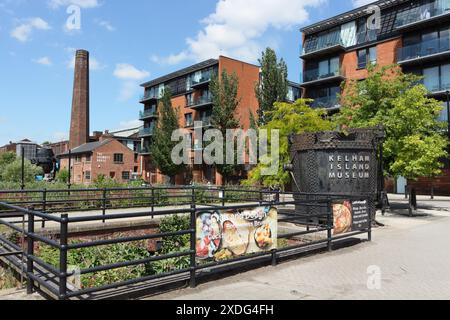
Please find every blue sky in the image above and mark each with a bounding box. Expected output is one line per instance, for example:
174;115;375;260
0;0;374;146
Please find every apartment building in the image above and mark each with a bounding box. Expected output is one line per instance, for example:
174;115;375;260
300;0;450;194
139;56;301;185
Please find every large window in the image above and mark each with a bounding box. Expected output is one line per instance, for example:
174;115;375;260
357;46;377;69
421;64;450;92
122;171;130;180
185;113;193;127
84;171;91;181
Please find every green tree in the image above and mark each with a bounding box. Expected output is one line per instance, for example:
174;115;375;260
1;159;43;183
150;88;185;184
334;64;448;181
210;70;242;184
243;99;334;188
56;168;69;184
255;48;289;125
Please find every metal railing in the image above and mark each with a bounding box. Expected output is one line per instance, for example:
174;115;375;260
0;186;372;300
139;109;158;119
139;127;155;137
188;96;213;108
303;67;344;83
395;2;450;29
310;96;340;109
398;36;450;62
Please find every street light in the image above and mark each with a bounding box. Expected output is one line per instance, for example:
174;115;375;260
447;90;450;142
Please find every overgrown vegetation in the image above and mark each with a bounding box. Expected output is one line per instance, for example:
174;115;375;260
38;215;191;289
0;152;43;185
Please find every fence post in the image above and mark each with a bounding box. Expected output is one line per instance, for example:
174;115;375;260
41;189;47;228
327;198;332;252
67;150;72;196
221;186;225;207
151;187;155;213
259;189;263;206
431;185;434;200
368;198;372;242
59;214;69;300
102;188;107;223
26;212;35;295
189;187;196;288
21;147;25;190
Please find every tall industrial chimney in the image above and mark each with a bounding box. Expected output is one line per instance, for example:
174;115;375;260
69;49;90;150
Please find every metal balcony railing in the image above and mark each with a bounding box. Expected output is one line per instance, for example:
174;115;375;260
303;67;344;84
139;109;158;119
139;127;155;137
395;2;450;29
310;96;340;109
189;96;213;108
398;36;450;63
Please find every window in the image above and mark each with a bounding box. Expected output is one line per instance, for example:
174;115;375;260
357;46;376;69
75;156;82;163
110;172;116;179
85;155;91;163
114;153;124;164
185;113;193;127
423;66;440;92
186;93;194;106
122;171;130;180
85;171;91;180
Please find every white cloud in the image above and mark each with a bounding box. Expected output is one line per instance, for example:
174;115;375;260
33;56;53;66
113;63;149;80
154;0;324;65
352;0;377;7
117;81;139;102
113;64;149;102
10;17;51;42
96;19;115;31
48;0;100;9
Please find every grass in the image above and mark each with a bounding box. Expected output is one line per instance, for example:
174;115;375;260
0;265;19;291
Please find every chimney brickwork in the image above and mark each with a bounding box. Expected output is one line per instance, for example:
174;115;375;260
69;49;90;149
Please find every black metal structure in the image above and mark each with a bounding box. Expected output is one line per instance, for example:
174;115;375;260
0;186;372;300
287;128;384;219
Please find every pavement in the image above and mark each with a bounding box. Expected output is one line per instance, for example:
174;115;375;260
2;193;450;300
146;195;450;300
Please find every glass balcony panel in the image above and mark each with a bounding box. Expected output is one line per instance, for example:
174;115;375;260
397;35;450;62
395;1;450;29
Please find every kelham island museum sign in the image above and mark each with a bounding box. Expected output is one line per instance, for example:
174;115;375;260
287;128;384;231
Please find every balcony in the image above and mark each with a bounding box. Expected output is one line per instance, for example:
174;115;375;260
423;81;450;97
140;92;159;103
137;146;152;155
188;96;213;110
194;117;213;129
395;2;450;31
398;36;450;65
138;127;155;138
310;96;340;110
191;76;212;89
302;68;345;86
139;109;158;120
301;40;345;60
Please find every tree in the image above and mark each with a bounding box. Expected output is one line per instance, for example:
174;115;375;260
1;159;43;183
255;48;289;125
209;70;242;185
334;64;448;181
242;99;334;188
150;88;185;184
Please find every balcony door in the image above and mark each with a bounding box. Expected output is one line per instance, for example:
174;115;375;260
423;66;440;92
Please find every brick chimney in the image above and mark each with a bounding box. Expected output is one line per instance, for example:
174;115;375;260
69;49;90;150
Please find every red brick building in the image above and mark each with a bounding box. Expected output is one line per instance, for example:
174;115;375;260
139;55;301;185
300;0;450;195
59;137;141;185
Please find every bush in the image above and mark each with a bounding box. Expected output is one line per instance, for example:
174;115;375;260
0;159;43;183
56;169;69;184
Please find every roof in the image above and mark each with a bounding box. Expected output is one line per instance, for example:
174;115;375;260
108;126;141;139
140;59;219;88
301;0;408;35
60;139;111;156
288;81;301;88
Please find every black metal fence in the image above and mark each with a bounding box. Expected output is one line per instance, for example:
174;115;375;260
0;186;372;300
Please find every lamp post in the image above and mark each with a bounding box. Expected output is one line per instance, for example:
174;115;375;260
446;91;450;142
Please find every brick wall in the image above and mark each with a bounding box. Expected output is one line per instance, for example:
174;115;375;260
61;139;140;185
